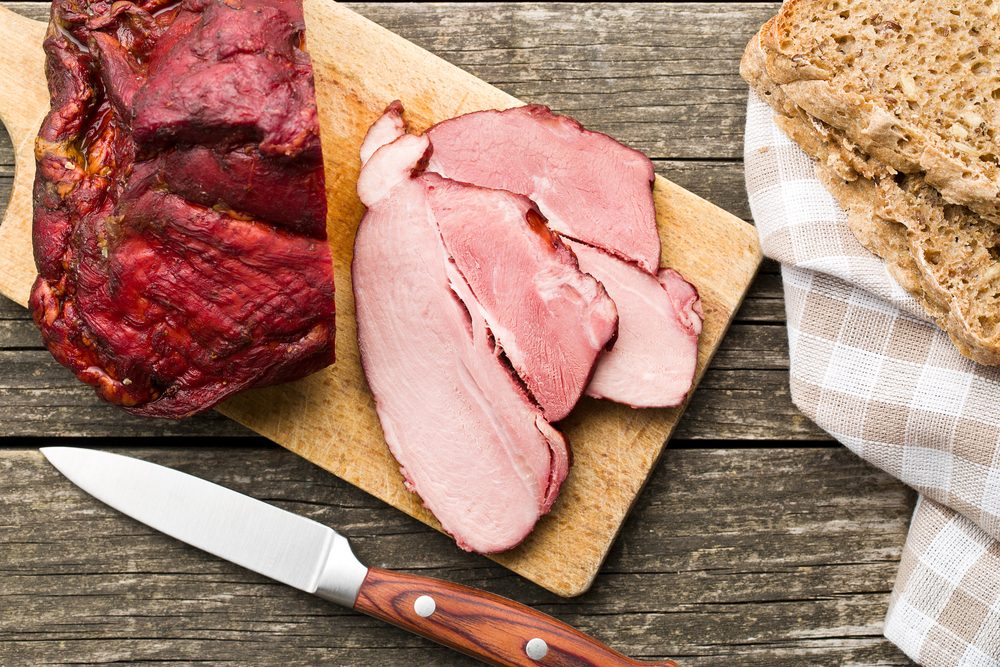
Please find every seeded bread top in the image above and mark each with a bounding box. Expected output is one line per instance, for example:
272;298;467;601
761;0;1000;218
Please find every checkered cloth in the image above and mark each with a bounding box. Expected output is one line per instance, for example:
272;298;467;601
744;90;1000;666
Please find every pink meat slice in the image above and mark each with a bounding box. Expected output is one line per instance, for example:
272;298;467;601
359;102;618;421
428;176;618;421
354;130;570;554
359;100;406;165
564;239;702;408
424;104;703;409
426;105;661;273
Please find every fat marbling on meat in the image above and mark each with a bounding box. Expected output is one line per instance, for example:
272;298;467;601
354;113;589;553
30;0;334;418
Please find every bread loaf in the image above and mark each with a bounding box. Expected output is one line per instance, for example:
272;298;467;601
759;0;1000;221
742;20;1000;365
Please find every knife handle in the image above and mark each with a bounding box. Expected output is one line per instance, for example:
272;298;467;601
354;567;679;667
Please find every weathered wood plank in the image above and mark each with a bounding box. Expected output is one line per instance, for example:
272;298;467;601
677;370;827;440
733;266;785;322
0;322;827;440
658;160;751;222
0;446;914;665
352;2;778;160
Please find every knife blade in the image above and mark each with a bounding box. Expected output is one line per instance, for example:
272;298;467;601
41;447;679;667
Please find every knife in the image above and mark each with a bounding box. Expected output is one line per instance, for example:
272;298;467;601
41;447;679;667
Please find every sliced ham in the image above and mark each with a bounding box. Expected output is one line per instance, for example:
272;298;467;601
354;122;570;553
428;177;618;421
565;239;702;407
424;104;703;408
359;100;406;165
360;103;618;421
427;106;661;273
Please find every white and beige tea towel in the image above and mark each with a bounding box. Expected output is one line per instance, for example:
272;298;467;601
745;90;1000;666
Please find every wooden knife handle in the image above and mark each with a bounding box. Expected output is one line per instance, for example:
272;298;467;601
354;567;679;667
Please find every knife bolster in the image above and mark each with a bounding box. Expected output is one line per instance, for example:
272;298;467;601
314;533;369;607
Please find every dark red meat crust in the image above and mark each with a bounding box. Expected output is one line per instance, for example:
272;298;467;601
31;0;334;418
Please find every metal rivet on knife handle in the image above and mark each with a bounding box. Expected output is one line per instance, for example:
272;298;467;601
525;637;548;660
353;567;683;666
414;595;436;618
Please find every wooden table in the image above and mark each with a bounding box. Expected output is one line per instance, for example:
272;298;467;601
0;3;917;665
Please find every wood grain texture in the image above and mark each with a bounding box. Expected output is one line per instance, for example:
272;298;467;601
0;6;43;306
355;567;680;666
354;2;779;161
0;1;761;596
0;447;915;666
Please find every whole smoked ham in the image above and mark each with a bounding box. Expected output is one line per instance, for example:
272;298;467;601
30;0;335;418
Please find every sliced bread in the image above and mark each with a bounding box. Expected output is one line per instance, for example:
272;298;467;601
760;0;1000;220
743;24;1000;365
742;22;887;183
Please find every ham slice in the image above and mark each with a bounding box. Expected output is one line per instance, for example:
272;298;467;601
359;100;406;165
425;104;703;408
564;240;702;407
360;103;618;421
427;106;661;273
429;180;618;421
354;122;571;553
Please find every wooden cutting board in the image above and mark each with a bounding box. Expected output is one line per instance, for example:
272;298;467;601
0;2;761;597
